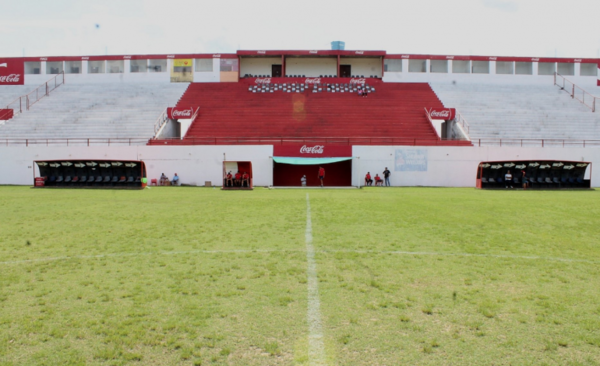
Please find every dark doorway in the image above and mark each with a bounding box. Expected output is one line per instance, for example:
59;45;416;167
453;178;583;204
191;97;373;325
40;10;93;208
272;65;282;77
340;65;351;77
273;160;352;186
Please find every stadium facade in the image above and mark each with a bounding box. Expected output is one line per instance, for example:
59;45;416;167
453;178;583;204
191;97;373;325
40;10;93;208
1;50;599;187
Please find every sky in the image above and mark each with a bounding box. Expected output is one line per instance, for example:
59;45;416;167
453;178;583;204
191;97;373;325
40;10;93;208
2;0;600;59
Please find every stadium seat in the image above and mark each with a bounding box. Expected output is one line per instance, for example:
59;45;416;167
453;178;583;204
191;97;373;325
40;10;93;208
151;179;157;186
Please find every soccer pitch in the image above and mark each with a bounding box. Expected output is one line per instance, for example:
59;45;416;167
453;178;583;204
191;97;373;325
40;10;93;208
1;186;600;365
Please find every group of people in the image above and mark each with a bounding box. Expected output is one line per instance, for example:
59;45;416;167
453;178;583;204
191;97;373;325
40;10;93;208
225;171;250;188
300;166;326;187
365;167;391;186
159;173;179;186
504;170;529;189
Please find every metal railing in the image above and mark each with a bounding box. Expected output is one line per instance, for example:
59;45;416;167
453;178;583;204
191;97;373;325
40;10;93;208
0;138;148;147
148;137;473;146
454;111;471;137
5;72;65;118
153;108;169;136
472;138;600;148
554;72;598;112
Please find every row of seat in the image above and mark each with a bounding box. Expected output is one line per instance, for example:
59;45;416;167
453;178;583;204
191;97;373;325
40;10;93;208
481;176;586;188
248;83;376;94
43;175;142;186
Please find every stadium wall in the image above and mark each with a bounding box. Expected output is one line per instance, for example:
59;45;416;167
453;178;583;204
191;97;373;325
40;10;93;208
0;145;598;187
0;145;273;187
352;146;596;187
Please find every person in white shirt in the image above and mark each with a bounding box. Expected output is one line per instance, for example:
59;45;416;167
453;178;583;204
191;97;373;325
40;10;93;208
301;175;307;187
505;170;513;188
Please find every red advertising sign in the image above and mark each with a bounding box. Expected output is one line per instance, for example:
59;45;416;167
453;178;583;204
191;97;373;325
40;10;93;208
0;58;24;85
274;144;352;158
252;77;368;85
0;109;14;120
427;108;456;120
167;107;197;119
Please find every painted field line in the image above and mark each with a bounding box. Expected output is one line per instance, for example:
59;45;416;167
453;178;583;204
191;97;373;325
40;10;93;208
323;249;600;264
305;193;326;365
0;249;287;265
2;248;598;266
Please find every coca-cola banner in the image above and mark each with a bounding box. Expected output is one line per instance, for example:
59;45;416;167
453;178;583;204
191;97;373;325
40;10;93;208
427;108;456;120
167;107;197;119
274;144;352;158
249;77;371;85
0;58;24;85
0;109;14;120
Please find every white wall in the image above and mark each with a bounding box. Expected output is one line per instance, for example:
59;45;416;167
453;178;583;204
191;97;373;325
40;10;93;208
341;57;382;77
0;145;273;187
352;145;599;187
24;59;221;85
285;57;337;77
383;61;599;89
2;145;600;188
240;57;281;76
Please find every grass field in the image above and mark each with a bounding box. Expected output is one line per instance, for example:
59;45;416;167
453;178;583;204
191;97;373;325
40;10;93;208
1;186;600;365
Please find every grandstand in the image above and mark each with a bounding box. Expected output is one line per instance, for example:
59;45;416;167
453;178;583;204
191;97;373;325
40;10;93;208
0;49;599;187
149;79;470;146
0;83;187;139
431;83;600;141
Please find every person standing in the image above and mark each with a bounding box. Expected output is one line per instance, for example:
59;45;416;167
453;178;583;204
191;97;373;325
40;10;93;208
521;170;528;190
383;167;391;186
504;170;513;189
301;175;307;187
318;166;325;187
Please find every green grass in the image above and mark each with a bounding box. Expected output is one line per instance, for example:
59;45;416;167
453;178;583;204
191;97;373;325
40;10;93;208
1;186;600;365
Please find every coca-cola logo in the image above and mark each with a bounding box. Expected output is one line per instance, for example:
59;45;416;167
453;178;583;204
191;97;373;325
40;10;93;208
167;107;196;119
430;110;451;118
0;74;21;83
428;108;456;120
304;78;321;84
300;145;324;154
349;78;366;85
172;109;193;118
255;78;271;84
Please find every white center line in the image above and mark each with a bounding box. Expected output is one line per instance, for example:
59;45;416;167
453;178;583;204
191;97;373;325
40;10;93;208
1;249;597;266
305;193;326;365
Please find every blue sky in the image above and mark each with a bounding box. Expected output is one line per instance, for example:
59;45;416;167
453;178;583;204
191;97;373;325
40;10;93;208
2;0;599;58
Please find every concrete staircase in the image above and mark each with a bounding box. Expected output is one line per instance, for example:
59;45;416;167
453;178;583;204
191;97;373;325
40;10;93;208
430;83;600;141
0;83;188;139
150;79;470;146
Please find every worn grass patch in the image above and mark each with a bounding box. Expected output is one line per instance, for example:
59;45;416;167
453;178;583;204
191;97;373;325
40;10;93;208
1;186;600;365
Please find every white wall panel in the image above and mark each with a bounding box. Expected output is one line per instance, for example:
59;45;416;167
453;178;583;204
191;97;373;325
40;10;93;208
0;145;273;187
341;58;382;77
240;57;281;76
352;145;600;187
285;57;337;77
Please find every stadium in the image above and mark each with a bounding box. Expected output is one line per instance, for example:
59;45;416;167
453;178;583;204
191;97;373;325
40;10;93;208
2;14;600;366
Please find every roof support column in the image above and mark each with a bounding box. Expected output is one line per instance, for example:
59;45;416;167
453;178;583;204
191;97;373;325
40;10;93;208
337;55;340;77
282;55;286;77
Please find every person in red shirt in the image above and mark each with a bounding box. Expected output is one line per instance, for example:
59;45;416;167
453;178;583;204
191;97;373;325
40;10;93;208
234;171;242;186
318;166;325;187
375;174;383;186
241;172;250;187
226;171;233;187
365;172;373;186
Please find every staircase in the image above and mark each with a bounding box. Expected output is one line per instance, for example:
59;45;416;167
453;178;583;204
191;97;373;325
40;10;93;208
149;79;470;146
